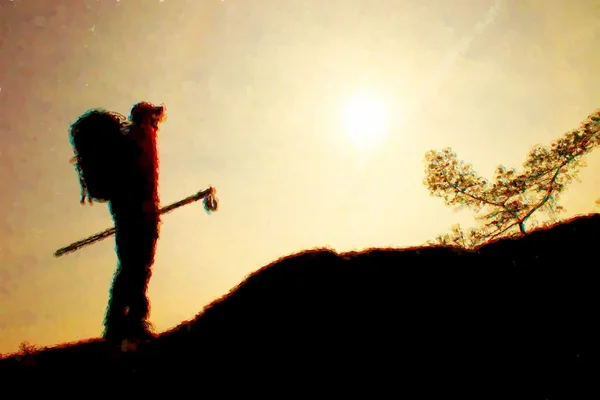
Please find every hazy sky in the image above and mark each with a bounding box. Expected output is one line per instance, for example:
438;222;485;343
1;0;599;353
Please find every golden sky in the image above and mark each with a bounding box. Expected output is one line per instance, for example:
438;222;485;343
1;0;599;354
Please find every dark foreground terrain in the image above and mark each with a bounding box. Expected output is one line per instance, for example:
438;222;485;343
1;214;598;397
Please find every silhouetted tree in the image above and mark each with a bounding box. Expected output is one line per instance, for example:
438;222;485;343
18;341;37;355
424;109;600;249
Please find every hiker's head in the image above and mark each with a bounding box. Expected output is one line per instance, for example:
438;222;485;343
130;102;166;130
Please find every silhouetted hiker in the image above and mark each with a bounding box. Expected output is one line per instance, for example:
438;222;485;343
103;102;166;344
69;102;166;344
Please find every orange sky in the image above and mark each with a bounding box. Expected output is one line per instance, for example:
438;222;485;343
1;0;599;354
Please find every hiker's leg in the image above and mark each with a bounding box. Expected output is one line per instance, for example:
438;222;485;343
123;225;157;325
103;219;141;337
124;210;159;323
103;262;129;338
104;211;159;338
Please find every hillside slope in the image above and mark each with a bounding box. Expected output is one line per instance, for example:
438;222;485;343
1;214;599;397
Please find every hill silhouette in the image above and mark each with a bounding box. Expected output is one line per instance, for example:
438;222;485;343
1;213;598;397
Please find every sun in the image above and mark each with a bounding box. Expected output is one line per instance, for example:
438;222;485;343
341;91;389;151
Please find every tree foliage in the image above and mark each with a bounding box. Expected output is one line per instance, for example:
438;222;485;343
424;109;600;249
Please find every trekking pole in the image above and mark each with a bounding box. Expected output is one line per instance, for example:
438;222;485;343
53;186;218;258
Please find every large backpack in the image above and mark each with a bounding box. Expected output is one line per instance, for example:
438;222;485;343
69;108;130;204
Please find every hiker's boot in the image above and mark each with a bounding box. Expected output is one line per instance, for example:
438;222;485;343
103;320;156;353
102;309;128;343
126;320;157;344
102;322;128;344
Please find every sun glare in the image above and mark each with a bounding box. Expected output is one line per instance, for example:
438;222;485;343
341;91;389;151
